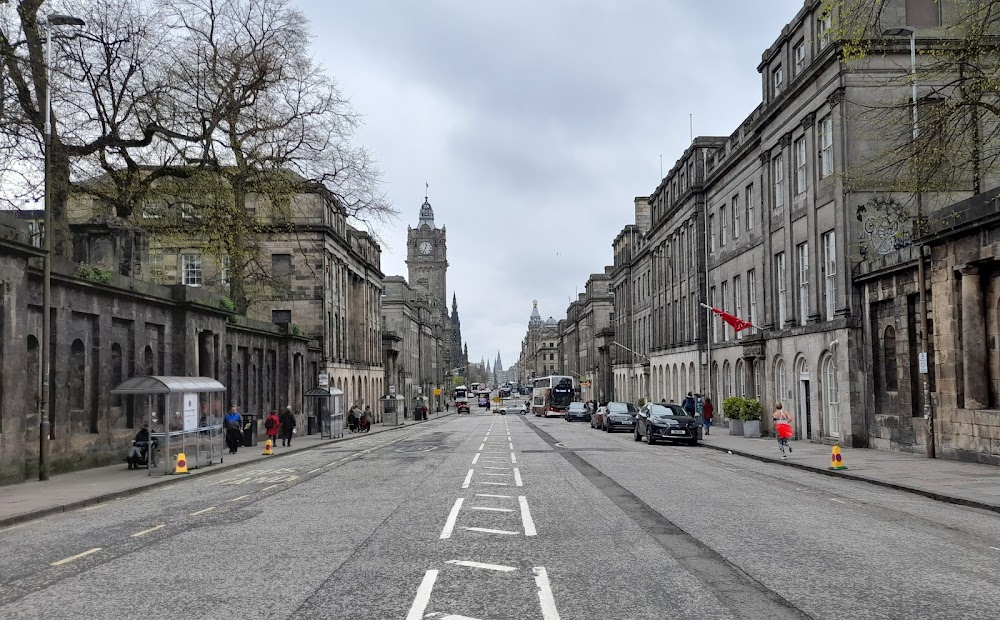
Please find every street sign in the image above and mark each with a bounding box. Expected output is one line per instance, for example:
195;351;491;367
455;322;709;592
580;380;591;388
433;388;442;396
318;372;329;388
918;351;928;374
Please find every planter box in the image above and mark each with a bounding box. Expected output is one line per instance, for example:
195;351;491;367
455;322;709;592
729;419;744;436
743;419;761;438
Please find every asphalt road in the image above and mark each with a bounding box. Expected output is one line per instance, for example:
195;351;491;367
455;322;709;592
1;411;998;619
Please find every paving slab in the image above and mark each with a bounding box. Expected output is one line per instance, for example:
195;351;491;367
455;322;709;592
701;431;1000;513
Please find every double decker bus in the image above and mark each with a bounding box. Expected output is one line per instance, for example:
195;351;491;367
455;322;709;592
531;375;576;417
470;382;481;393
454;385;469;400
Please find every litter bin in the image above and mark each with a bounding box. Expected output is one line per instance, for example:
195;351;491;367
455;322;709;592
307;416;318;435
695;414;704;440
241;414;258;447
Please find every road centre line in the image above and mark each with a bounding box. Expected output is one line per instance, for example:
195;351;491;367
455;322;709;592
532;567;561;619
828;498;847;504
509;442;514;449
130;524;165;538
461;526;519;535
471;507;514;512
307;467;322;474
990;547;1000;552
440;498;465;540
472;453;480;465
405;569;439;620
519;496;537;536
446;560;517;572
479;443;485;451
514;468;524;487
190;507;216;516
51;548;102;567
483;466;509;470
476;493;512;499
462;469;474;489
229;495;251;502
511;452;517;463
262;484;281;491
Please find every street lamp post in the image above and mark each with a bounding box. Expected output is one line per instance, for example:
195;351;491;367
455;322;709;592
883;26;934;458
39;13;86;481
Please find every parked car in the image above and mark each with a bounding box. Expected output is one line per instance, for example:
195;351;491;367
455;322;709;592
633;402;698;445
499;401;526;415
591;405;606;429
601;401;638;432
564;401;590;422
457;400;471;414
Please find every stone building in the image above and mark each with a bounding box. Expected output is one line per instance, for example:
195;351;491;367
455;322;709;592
0;213;316;484
519;301;560;384
54;174;385;410
381;275;445;407
610;210;647;403
558;270;614;402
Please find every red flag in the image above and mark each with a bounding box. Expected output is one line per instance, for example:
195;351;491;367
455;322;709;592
710;307;753;332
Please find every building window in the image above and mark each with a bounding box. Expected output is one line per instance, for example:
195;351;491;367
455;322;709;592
793;40;806;76
723;361;732;399
735;359;746;397
220;254;230;287
819;12;832;47
747;269;757;335
732;194;740;239
776;252;787;327
883;326;898;391
745;184;754;230
774;358;787;406
720;205;727;247
822;231;836;320
797;242;809;326
271;254;292;291
824;356;839;437
148;252;164;283
773;65;783;97
734;274;743;340
710;286;718;343
721;280;729;342
820;115;834;178
182;253;202;287
795;137;807;194
709;213;716;252
772;154;785;210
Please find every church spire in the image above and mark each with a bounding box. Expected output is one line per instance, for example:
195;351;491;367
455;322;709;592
452;292;458;314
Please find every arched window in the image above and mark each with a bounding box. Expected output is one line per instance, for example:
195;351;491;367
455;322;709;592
722;361;732;399
754;360;763;399
823;356;839;437
711;362;720;403
70;339;86;409
680;363;687;396
774;359;787;408
27;335;40;415
689;365;696;396
144;345;155;375
111;343;123;406
883;326;898;391
735;359;746;397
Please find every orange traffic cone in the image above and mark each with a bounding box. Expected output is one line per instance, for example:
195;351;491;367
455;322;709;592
262;439;273;456
829;445;848;470
174;452;190;474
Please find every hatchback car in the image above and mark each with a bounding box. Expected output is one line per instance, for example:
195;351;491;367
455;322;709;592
499;401;526;415
456;400;471;414
601;401;638;432
564;401;590;422
633;403;698;445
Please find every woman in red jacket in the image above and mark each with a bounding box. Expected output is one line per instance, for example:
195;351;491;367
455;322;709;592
264;410;280;447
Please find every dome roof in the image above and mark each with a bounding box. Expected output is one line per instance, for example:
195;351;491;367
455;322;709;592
545;316;557;326
418;198;435;229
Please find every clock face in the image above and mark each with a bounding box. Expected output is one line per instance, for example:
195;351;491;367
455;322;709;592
419;241;433;255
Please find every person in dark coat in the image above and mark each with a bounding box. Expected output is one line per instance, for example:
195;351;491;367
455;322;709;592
224;406;242;454
279;406;297;446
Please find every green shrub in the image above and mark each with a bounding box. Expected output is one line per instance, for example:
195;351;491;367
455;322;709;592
722;396;746;420
219;297;236;312
742;399;763;421
75;264;113;285
637;397;646;408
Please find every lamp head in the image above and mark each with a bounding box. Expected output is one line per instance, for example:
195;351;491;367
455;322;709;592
882;27;914;37
48;14;86;27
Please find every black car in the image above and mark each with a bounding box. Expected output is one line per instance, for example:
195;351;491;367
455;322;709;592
602;401;638;432
564;401;590;422
633;403;699;445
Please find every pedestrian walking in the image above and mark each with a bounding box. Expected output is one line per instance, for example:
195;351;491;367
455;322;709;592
773;402;793;459
224;405;242;454
279;406;297;447
264;410;280;447
702;398;714;435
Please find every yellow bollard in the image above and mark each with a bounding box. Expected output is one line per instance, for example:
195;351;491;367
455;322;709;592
174;452;190;474
829;445;848;470
262;439;273;456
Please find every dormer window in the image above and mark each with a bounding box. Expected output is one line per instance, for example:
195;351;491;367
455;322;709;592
772;65;784;97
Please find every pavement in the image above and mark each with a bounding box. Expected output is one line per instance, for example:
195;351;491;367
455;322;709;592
0;409;455;528
699;430;1000;513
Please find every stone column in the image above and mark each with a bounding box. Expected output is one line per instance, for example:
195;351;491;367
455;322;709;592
960;266;988;409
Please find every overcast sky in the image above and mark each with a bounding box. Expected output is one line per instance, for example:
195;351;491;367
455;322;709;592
302;0;804;372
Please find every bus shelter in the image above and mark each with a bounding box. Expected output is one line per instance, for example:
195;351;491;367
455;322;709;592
111;376;227;476
306;387;344;439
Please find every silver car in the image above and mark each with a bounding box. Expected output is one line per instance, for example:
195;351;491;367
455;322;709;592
602;401;638;432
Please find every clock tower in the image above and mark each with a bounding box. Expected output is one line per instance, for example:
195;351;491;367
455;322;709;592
406;195;448;310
